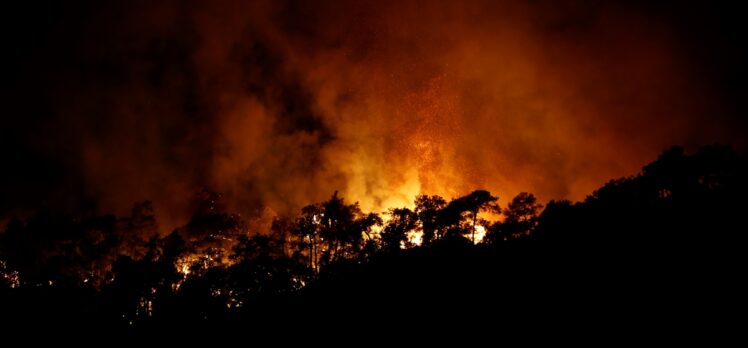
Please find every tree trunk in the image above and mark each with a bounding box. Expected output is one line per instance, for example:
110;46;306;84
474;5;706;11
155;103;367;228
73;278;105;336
308;235;314;271
472;210;477;244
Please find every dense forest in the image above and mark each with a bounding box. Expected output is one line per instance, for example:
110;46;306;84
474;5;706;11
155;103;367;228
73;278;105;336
1;144;745;333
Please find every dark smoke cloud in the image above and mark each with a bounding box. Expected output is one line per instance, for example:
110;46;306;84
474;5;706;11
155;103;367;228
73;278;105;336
2;0;746;231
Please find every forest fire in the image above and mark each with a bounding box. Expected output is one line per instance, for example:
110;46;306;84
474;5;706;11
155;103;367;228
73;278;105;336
1;0;746;333
3;1;745;234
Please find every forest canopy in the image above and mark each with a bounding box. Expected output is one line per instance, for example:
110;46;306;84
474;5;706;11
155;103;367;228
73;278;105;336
1;144;745;331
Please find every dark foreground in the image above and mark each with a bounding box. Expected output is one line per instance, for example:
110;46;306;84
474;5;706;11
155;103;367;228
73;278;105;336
1;145;746;338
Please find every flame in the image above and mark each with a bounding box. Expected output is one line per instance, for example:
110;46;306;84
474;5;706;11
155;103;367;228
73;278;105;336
405;230;423;248
473;225;487;244
5;0;737;236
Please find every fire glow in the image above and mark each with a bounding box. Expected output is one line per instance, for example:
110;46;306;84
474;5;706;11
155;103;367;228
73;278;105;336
0;0;734;234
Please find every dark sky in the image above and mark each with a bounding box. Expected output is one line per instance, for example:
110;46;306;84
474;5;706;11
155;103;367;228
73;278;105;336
2;0;747;231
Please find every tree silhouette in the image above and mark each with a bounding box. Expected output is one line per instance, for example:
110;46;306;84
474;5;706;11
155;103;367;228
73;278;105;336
459;190;499;243
226;233;306;308
381;208;418;251
353;212;383;260
104;233;182;324
270;217;295;259
435;190;499;243
488;192;541;243
294;203;323;273
1;144;746;331
414;195;446;245
319;192;382;264
292;192;382;272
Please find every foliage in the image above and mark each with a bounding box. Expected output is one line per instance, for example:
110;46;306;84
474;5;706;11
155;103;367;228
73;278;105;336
0;145;745;330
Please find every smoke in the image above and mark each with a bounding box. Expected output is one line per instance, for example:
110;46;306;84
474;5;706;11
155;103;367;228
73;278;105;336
2;0;745;231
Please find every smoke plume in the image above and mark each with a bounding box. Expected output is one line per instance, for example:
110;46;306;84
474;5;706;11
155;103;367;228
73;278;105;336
2;0;745;231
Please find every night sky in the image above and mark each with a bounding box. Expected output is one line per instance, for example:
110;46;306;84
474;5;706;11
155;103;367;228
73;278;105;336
2;0;747;231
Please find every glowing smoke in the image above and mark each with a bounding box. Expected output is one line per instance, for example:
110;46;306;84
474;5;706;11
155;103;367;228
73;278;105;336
2;0;744;231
